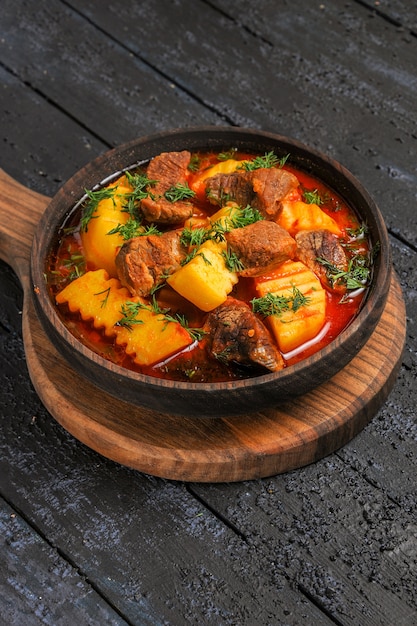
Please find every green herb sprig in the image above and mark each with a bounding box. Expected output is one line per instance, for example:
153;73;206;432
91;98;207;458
316;254;372;290
222;248;245;273
81;187;117;232
251;286;311;318
164;182;196;202
302;188;328;206
242;151;289;171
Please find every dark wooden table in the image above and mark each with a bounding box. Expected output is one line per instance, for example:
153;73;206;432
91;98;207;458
1;2;416;624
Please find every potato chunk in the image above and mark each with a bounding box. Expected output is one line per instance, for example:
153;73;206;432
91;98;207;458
55;268;133;336
81;175;132;277
277;200;342;237
115;307;193;366
56;269;192;366
255;260;326;353
167;240;238;312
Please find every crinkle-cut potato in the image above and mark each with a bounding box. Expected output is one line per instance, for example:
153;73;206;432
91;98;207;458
255;260;327;353
55;268;134;336
81;175;132;277
278;200;342;237
55;268;192;366
167;239;238;312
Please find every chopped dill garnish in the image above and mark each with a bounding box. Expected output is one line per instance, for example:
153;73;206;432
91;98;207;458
116;301;145;331
163;312;206;342
302;188;329;206
316;253;372;290
107;219;143;240
241;151;289;171
251;286;311;318
80;187;117;232
181;250;212;266
217;148;238;161
164;182;196;202
346;223;368;238
229;205;264;228
62;251;85;281
107;220;161;240
122;171;157;218
188;154;201;172
222;248;245;273
94;287;111;308
180;227;208;248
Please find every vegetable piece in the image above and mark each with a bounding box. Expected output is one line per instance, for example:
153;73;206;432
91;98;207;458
81;175;133;277
254;260;326;353
277;200;342;237
167;239;238;312
56;269;193;366
209;203;242;229
55;269;134;336
114;305;193;366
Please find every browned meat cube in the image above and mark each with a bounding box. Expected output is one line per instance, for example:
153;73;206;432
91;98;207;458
251;168;299;218
205;170;254;208
141;151;194;224
205;297;284;372
115;230;187;297
295;229;348;293
205;167;299;219
226;220;296;277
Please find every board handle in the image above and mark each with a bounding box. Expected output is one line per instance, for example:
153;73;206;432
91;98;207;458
0;169;50;286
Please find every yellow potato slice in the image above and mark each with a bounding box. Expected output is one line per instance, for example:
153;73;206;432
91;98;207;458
81;175;132;277
255;260;327;353
278;200;342;236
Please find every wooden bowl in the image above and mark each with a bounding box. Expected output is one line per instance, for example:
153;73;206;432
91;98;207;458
30;127;391;418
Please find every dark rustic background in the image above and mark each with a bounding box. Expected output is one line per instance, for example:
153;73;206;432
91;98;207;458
1;1;416;624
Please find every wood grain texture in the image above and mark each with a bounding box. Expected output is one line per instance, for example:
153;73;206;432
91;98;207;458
0;168;406;482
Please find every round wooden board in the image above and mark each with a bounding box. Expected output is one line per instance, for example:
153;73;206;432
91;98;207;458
22;274;405;482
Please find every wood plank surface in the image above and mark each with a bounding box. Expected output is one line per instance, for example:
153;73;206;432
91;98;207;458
0;498;128;626
1;0;416;624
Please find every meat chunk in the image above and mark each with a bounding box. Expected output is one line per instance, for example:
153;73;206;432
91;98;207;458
205;170;254;208
204;297;284;372
225;220;296;277
295;229;348;292
141;151;194;224
115;230;187;297
205;167;299;219
251;168;299;219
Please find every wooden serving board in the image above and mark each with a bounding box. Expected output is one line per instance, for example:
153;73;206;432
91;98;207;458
0;169;407;482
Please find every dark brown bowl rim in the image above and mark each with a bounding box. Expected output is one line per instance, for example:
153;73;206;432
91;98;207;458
30;126;391;412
